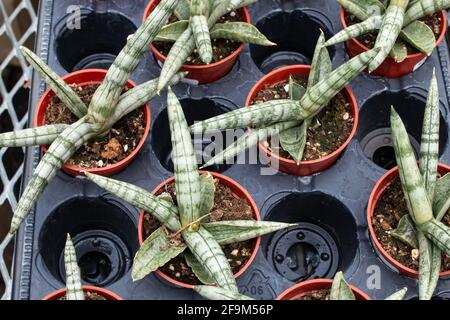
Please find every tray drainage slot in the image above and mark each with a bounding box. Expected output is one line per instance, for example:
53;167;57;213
152;97;236;173
263;192;357;282
55;11;136;72
250;10;335;74
39;197;138;287
357;90;448;170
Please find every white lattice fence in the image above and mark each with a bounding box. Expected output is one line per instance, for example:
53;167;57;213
0;0;37;300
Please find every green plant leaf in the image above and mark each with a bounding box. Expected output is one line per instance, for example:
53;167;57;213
289;76;307;100
0;124;68;147
433;173;450;221
194;286;255;300
385;287;407;300
390;40;408;62
330;271;356;300
203;220;295;245
419;219;450;256
390;215;419;249
210;22;275;46
279;120;309;165
404;0;450;25
174;0;191;20
325;15;383;47
191;0;213;64
199;172;216;217
308;31;332;88
155;20;189;42
337;0;385;20
132;227;186;281
185;251;214;284
400;20;436;56
64;234;85;300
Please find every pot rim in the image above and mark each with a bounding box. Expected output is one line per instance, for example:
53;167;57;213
42;285;123;300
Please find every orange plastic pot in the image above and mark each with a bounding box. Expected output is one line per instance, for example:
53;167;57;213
341;8;447;78
43;285;123;300
33;69;151;177
138;171;261;289
144;0;250;85
367;163;450;278
246;64;358;176
276;279;370;300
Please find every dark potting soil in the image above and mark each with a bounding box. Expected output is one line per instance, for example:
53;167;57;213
296;289;331;300
143;179;255;285
373;177;450;271
153;10;244;65
57;291;107;300
44;83;146;169
345;11;442;55
252;76;353;161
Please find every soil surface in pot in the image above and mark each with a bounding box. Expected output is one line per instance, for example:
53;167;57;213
57;291;107;300
296;289;331;300
372;177;450;271
345;11;442;55
44;83;146;169
143;178;255;285
252;76;353;161
153;10;244;65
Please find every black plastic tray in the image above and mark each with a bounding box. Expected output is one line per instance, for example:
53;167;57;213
12;0;450;300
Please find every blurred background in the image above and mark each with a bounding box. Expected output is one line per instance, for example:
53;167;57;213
0;0;39;298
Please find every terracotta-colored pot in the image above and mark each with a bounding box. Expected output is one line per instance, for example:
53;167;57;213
144;0;251;85
341;8;447;78
43;285;123;300
34;69;151;177
367;163;450;278
276;279;370;300
138;171;260;289
246;64;358;176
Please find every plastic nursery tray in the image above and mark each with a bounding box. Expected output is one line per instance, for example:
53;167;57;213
12;0;450;300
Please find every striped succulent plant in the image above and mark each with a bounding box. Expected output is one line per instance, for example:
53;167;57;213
64;234;85;300
390;71;450;300
155;0;274;91
189;36;379;167
326;0;450;72
84;89;293;290
0;0;183;248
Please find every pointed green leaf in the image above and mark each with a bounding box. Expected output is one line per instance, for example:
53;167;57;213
210;22;275;46
20;46;87;118
390;215;419;249
155;20;189;42
203;220;295;245
174;0;191;20
390;40;408;62
279;120;309;165
417;230;432;299
424;246;441;300
337;0;385;20
194;286;255;300
330;271;356;300
308;31;332;88
289;76;307;100
0;124;68;147
385;287;407;300
64;234;85;300
404;0;450;26
191;0;213;64
400;20;436;56
132;227;187;281
185;251;214;284
199;172;216;217
433;173;450;221
419;219;450;256
325;15;383;47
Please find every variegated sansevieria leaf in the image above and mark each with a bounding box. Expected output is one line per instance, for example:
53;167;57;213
337;0;385;20
385;287;407;300
308;31;332;88
390;40;408;62
0;124;68;147
403;0;450;26
190;100;303;135
182;227;237;292
191;0;213;64
210;22;275;46
167;88;202;229
200;121;300;169
433;173;450;221
199;172;216;217
325;15;383;47
8;117;100;235
194;285;255;300
89;0;179;125
155;20;189;42
132;227;187;281
419;70;439;201
300;48;379;116
280;121;309;165
84;172;181;232
174;0;191;20
203;220;295;245
390;215;419;248
417;231;433;300
391;106;433;225
20;46;87;118
64;234;84;300
185;251;214;284
330;271;356;300
418;219;450;255
400;20;436;56
369;0;410;73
